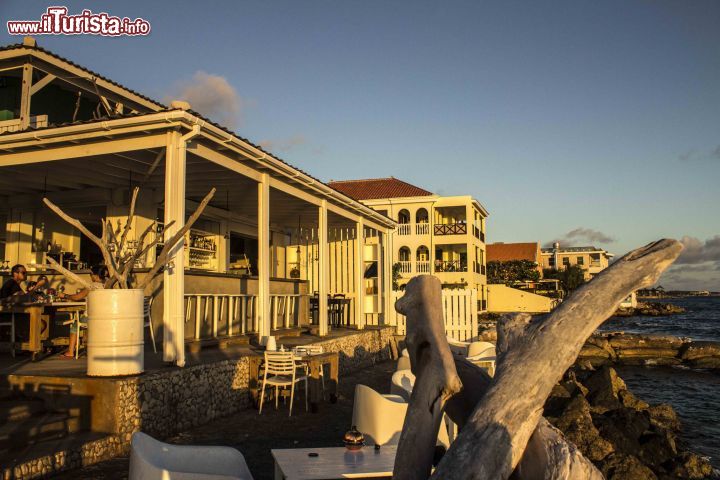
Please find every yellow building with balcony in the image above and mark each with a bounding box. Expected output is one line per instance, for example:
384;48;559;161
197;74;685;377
540;243;614;281
328;177;489;309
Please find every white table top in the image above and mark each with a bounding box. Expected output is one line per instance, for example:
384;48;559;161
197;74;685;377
48;302;86;307
272;445;396;480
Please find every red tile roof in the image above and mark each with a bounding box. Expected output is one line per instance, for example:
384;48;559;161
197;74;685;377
487;242;541;263
327;177;434;201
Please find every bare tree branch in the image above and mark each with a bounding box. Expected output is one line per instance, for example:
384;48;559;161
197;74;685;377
117;186;139;257
45;256;97;291
137;188;216;290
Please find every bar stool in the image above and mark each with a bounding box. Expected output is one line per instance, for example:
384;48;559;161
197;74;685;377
0;312;16;358
62;310;86;359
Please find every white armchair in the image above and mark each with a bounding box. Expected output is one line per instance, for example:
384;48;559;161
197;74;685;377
351;384;408;446
467;341;495;358
396;355;411;371
129;431;253;480
390;369;415;401
352;384;452;448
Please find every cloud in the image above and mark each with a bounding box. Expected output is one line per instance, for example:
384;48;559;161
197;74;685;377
675;235;720;265
712;145;720;160
258;135;307;153
678;149;697;162
659;264;720;291
164;71;242;129
544;227;615;247
678;145;720;162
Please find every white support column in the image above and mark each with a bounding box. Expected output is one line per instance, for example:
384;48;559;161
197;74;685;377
163;130;187;366
381;231;393;325
354;220;365;329
19;63;33;130
258;174;272;341
318;200;329;336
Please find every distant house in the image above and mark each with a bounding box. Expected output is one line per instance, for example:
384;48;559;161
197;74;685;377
328;177;489;308
486;242;543;275
540;243;614;281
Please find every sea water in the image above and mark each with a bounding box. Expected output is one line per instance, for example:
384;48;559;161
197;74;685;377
598;297;720;468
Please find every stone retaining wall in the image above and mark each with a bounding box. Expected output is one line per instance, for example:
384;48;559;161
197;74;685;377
3;326;394;480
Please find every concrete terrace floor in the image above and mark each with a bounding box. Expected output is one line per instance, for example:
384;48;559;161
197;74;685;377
54;359;397;480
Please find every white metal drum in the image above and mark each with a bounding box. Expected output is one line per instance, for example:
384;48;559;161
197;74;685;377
86;289;145;376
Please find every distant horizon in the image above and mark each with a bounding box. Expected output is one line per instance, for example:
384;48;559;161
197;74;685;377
1;1;718;290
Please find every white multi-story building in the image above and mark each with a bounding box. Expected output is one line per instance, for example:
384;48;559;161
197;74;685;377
328;177;489;309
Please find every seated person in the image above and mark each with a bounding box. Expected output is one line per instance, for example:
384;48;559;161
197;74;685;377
0;264;47;301
56;265;108;358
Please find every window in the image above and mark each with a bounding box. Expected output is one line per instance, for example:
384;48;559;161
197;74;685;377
399;247;411;262
398;209;410;224
415;208;429;224
416;245;429;261
577;256;584;265
562;257;570;266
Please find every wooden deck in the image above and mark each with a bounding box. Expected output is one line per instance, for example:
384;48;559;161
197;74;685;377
0;327;364;380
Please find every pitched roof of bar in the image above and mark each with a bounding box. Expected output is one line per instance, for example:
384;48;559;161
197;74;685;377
0;40;395;229
0;42;165;109
328;177;434;200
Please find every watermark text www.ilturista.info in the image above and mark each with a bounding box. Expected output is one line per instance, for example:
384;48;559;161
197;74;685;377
7;7;151;36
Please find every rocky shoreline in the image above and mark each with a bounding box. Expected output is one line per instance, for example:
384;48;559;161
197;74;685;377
546;366;715;479
579;334;720;370
615;301;686;317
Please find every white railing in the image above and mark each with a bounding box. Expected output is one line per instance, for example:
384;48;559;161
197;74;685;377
398;261;412;273
415;223;430;235
387;288;478;341
185;293;305;339
416;261;430;273
397;224;411;235
270;294;304;331
185;294;258;340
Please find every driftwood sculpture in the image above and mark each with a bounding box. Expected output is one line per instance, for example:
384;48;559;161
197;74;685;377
393;277;462;480
43;186;216;290
394;239;682;480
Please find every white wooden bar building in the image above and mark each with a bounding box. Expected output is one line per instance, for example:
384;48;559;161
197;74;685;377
0;37;396;366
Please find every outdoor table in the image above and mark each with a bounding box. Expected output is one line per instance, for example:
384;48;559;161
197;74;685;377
272;445;396;480
249;350;339;412
0;301;86;360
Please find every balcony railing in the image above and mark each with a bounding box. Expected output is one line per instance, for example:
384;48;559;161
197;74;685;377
398;261;412;273
434;260;467;272
416;261;430;273
434;223;467;235
397;224;411;235
415;223;430;235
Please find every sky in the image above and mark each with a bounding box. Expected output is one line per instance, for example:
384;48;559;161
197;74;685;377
2;1;719;290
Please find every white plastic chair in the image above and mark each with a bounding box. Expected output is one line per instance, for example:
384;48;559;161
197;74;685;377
259;351;307;416
351;384;408;446
390;369;415;401
144;296;157;353
129;431;253;480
